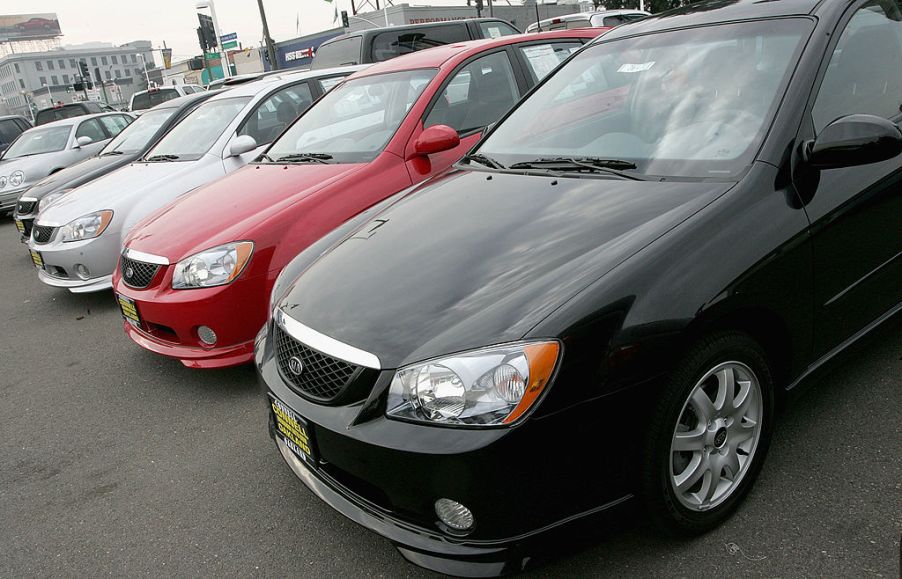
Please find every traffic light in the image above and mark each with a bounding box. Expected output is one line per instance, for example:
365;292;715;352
197;13;217;49
196;27;208;52
78;60;89;78
475;0;484;12
341;10;349;28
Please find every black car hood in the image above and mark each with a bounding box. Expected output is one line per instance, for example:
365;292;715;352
23;153;138;201
279;169;733;368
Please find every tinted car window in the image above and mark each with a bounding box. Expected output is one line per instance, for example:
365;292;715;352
319;75;348;92
566;19;592;29
372;25;467;61
425;51;519;133
519;42;582;82
812;1;902;132
4;125;71;158
99;115;131;136
0;119;23;148
75;119;107;143
313;36;363;68
239;83;314;145
35;105;87;125
478;21;519;38
132;89;180;111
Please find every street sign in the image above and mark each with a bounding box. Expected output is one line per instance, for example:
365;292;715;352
222;41;238;50
220;32;237;43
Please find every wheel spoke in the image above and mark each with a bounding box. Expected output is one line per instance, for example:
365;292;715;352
673;427;706;451
723;449;741;480
702;455;724;502
731;422;757;444
715;368;735;412
675;453;707;492
732;380;752;418
690;388;715;423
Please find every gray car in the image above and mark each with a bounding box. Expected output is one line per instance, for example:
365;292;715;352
29;66;364;293
0;112;134;213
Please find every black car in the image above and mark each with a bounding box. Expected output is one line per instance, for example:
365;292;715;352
0;115;31;155
13;91;215;240
33;101;115;126
311;18;521;68
258;0;902;574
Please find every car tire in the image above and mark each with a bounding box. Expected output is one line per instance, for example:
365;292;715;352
641;331;775;536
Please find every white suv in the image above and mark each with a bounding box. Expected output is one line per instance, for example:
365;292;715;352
128;85;205;114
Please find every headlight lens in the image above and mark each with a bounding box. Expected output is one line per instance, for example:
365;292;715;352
172;241;254;289
59;210;114;242
0;176;6;188
10;170;24;187
386;341;560;427
39;190;71;212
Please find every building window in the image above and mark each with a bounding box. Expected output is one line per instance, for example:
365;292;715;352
58;59;65;69
51;75;59;85
101;56;108;65
135;68;142;76
112;55;118;64
114;69;121;79
39;76;47;85
63;74;70;84
14;63;20;73
69;59;76;68
35;61;43;71
91;57;97;66
105;70;112;80
18;79;24;89
131;54;137;63
125;68;131;77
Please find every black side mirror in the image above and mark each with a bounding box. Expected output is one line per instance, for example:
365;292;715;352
803;114;902;170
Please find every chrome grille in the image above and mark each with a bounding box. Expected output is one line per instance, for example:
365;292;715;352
32;225;56;244
17;200;36;215
120;256;160;289
274;325;360;401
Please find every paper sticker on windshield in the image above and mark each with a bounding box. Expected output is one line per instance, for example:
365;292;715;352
617;62;656;73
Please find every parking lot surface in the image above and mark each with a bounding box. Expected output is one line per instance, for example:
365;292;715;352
1;218;899;578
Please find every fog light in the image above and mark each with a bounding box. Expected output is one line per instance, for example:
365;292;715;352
434;498;474;533
197;325;217;345
75;264;90;280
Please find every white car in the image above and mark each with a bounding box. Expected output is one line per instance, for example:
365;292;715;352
30;66;364;293
128;84;206;114
525;9;649;32
0;112;133;213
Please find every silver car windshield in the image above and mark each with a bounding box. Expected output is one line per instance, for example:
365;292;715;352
101;108;177;156
4;126;71;159
266;69;436;164
144;97;250;161
478;19;811;179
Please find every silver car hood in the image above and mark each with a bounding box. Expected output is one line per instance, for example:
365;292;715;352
38;156;224;230
0;153;66;193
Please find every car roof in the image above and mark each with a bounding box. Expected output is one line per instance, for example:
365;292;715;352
323;18;516;42
600;0;822;41
24;111;126;130
204;65;369;100
147;90;214;111
350;29;602;78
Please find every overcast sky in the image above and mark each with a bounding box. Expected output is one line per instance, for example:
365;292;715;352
2;0;466;63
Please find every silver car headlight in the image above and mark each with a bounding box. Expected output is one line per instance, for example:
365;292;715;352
39;190;71;212
59;210;114;242
172;241;254;289
386;341;561;427
0;175;6;189
9;170;24;187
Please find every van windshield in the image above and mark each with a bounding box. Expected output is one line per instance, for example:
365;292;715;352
477;19;811;179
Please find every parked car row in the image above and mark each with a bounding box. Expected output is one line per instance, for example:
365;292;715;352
4;2;901;575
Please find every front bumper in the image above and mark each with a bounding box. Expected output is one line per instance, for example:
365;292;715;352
1;187;27;212
256;321;635;575
29;228;120;293
113;262;270;368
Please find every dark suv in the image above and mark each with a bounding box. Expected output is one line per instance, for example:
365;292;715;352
0;115;31;155
34;102;114;126
311;18;520;68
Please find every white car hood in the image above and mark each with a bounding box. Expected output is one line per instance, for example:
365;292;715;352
0;154;63;192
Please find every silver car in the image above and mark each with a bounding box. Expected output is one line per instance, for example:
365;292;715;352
29;66;364;293
0;113;133;213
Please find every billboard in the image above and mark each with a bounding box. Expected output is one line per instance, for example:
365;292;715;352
0;13;62;41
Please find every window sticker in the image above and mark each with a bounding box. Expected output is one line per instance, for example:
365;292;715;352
617;61;656;73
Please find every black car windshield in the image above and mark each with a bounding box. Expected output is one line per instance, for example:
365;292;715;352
4;125;71;158
478;19;812;179
266;69;436;164
145;97;250;161
101;108;177;155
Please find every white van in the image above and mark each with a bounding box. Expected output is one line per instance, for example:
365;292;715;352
526;9;649;33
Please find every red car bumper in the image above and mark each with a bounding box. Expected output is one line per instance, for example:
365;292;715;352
113;268;272;369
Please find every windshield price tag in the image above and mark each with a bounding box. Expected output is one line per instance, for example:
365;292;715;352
617;62;656;73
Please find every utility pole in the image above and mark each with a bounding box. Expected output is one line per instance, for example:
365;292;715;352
256;0;279;71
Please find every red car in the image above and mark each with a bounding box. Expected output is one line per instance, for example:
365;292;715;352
113;29;605;368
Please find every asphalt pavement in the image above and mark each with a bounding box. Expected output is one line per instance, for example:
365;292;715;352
1;217;899;578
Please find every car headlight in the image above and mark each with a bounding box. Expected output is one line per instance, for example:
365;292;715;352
386;341;561;427
172;241;254;289
39;190;71;212
0;175;6;189
10;170;24;187
59;210;114;242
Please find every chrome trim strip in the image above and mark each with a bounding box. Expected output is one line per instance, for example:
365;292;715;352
35;220;63;227
19;196;38;202
276;308;381;370
123;247;170;265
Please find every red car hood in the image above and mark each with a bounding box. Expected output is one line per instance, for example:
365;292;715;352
125;163;366;260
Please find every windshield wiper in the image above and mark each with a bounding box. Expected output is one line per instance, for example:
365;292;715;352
257;153;274;163
463;153;505;169
275;153;334;164
509;157;646;180
145;154;180;162
101;150;125;157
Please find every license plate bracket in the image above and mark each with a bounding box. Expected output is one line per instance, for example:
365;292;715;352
270;395;317;467
116;294;141;326
29;249;43;269
15;219;25;234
